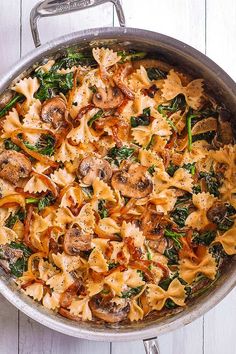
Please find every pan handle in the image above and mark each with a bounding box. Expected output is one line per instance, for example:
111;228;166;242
30;0;126;47
143;337;161;354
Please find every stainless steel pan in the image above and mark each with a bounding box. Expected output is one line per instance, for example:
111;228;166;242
0;1;235;353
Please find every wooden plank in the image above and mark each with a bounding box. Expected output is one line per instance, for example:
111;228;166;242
0;295;19;354
113;1;205;353
0;2;21;352
206;0;236;79
204;288;236;354
19;1;112;353
19;314;110;354
21;0;114;55
0;0;21;75
204;1;236;353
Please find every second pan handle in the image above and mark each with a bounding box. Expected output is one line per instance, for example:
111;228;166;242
30;0;126;47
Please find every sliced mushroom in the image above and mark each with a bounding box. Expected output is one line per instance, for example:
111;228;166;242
41;96;67;129
217;108;234;146
0;90;14;110
63;227;92;255
0;150;32;184
113;63;135;100
0;245;24;273
78;156;112;185
207;202;227;223
92;86;124;109
89;294;130;323
111;164;153;198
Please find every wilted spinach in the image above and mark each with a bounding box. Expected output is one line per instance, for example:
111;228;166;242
117;50;147;63
24;134;55;156
192;230;217;246
8;242;32;277
87;109;103;127
107;146;134;166
4;138;21;151
199;170;220;197
5;209;25;229
121;286;143;298
130;107;151;127
98;200;108;219
0;94;24;118
146;67;167;80
158;95;186;116
171;207;189;228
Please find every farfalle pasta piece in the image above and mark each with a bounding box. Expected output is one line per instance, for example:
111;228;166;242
213;223;236;255
92;47;121;68
0;227;18;245
60;185;83;209
42;291;60;310
132;92;155;115
179;251;217;283
69;296;92;321
150;189;177;214
104;270;124;295
162;70;203;109
23;99;48;129
29;213;49;250
35;60;55;73
127;66;151;92
128;300;144;322
185;192;217;230
46;271;74;293
92;178;115;202
153;168;193;193
88;248;108;273
76;203;95;233
2;108;21;136
24;282;44;301
54;139;81;163
86;278;104;296
124;269;145;288
50;168;75;187
138;149;165;170
147;278;186;311
182;140;209;164
121;221;145;248
67;109;99;144
0;178;15;197
12;77;40;112
24;173;57;195
132;112;171;147
38;259;58;282
97;217;121;235
52;252;85;273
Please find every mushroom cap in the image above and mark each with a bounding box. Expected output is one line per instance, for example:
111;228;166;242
207;202;227;224
0;150;32;184
78;156;112;185
111;163;153;198
92;86;124;109
63;227;92;255
89;294;130;323
41;96;67;129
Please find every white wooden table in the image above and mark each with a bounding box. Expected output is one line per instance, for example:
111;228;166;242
0;1;235;353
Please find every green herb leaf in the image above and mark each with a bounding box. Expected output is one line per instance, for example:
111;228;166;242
183;163;196;175
4;138;21;152
199;170;220;197
24;134;55;156
130;107;151;128
158;95;186;116
171;207;189;228
121;286;143;298
98;200;108;219
5;209;25;229
164;246;179;265
192;230;216;246
87;109;103;127
118;50;147;63
38;194;55;211
164;229;185;249
8;242;32;277
0;94;24;118
166;162;178;177
107;146;134;166
146;67;167;81
147;165;156;176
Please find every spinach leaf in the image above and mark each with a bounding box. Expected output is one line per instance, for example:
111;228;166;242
199;170;220;197
108;262;119;270
216;204;235;231
164;246;179;265
87;109;103;127
117;50;147;63
158;95;186;116
107;146;134;166
52;50;96;70
24;134;55;156
171;207;189;227
175;193;192;206
121;286;143;298
146;67;167;80
5;209;25;229
164;229;185;249
192;230;216;246
4;138;21;151
192;131;216;144
35;70;73;101
98;200;108;219
166;162;178;177
147;164;156;176
38;193;55;211
130;108;151;127
192;185;201;194
165;299;177;309
183;162;196;175
0;94;24;118
8;242;32;277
